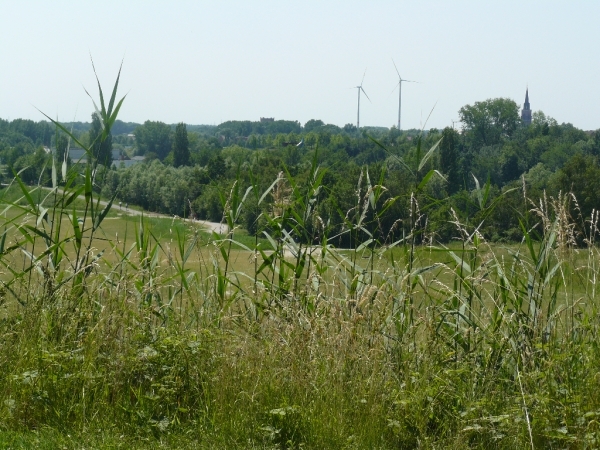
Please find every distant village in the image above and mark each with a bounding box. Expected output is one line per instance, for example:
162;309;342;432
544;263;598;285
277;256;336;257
43;133;145;168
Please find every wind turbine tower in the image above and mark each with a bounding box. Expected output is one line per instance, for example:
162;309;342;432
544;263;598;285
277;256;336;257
392;59;417;131
355;69;371;129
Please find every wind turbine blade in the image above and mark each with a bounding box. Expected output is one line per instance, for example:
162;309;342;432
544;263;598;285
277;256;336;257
361;68;367;86
404;80;418;83
390;82;399;95
392;58;401;78
361;87;371;103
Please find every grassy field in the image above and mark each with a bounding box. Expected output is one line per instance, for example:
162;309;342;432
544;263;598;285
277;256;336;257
2;78;600;448
2;174;600;449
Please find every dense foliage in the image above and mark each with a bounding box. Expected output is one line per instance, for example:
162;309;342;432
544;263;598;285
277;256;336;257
2;98;600;246
109;106;600;246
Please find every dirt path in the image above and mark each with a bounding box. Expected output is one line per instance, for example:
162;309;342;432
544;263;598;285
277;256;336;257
111;206;230;235
111;202;228;234
44;187;229;235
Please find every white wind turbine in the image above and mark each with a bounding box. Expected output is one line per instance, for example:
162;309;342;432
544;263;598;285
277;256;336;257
354;69;371;129
392;59;417;131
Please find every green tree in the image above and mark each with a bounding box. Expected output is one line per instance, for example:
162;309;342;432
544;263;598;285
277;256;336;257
304;119;324;133
471;145;502;186
134;121;172;160
531;111;557;137
207;154;226;180
343;123;357;133
173;122;190;167
589;130;600;156
439;127;460;194
13;147;50;184
10;119;52;146
558;153;600;220
459;98;520;149
89;113;113;166
247;134;259;149
500;151;520;183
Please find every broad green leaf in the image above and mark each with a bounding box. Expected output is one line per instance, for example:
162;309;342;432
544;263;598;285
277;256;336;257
93;192;117;231
417;169;435;192
13;170;36;211
448;251;472;274
63;186;85;209
72;208;82;251
259;176;282;206
107;60;124;118
356;239;374;252
418;137;442;172
412;263;443;276
0;230;6;254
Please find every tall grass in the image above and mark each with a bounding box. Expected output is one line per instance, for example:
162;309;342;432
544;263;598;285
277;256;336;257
2;68;600;449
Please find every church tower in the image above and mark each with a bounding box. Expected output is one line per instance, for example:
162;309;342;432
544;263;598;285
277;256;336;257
521;88;532;126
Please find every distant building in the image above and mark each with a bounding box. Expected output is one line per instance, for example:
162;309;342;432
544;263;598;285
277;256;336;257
521;88;532;126
65;147;145;168
69;147;86;161
119;156;145;168
260;117;274;122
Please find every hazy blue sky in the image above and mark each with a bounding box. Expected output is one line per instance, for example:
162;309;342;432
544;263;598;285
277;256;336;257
1;1;599;130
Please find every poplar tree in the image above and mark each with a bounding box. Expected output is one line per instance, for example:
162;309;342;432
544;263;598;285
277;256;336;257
173;122;190;167
440;127;460;194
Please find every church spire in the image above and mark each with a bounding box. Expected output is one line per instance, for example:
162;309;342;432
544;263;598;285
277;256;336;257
521;87;532;126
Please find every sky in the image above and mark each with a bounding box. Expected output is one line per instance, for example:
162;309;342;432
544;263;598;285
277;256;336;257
1;1;599;131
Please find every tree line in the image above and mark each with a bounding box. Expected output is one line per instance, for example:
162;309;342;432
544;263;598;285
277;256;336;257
2;97;599;245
